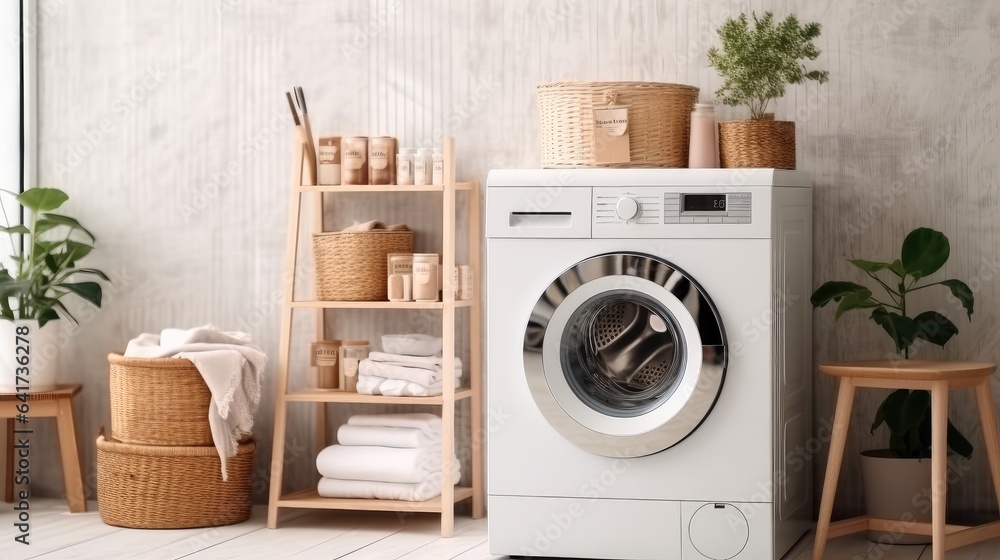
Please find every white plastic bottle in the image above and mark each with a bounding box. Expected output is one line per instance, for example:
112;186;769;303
431;148;444;185
414;148;433;185
688;103;719;168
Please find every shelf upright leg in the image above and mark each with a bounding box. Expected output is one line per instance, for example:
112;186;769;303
267;140;307;529
312;180;327;453
439;136;458;537
468;179;484;519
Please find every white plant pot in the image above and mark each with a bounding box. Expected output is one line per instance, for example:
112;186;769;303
860;449;957;545
0;319;60;393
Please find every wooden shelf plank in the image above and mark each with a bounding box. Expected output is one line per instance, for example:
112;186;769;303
285;388;473;404
290;300;475;309
276;487;475;512
298;182;474;193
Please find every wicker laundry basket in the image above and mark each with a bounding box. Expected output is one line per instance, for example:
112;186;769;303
537;81;699;168
96;434;255;529
108;353;214;446
313;229;414;301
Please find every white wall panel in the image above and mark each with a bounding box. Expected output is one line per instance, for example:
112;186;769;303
29;0;1000;521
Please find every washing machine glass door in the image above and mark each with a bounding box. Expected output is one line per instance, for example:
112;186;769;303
524;253;726;457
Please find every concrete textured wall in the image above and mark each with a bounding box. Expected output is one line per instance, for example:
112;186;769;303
28;0;1000;520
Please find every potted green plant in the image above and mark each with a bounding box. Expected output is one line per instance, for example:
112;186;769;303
0;187;108;392
707;11;829;169
811;227;974;543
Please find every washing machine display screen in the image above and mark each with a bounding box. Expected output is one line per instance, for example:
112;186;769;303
683;194;726;212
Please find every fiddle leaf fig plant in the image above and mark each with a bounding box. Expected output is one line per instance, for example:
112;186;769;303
0;187;108;328
811;227;975;459
707;11;829;120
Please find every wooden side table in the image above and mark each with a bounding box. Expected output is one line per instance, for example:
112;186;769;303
813;361;1000;560
1;385;86;513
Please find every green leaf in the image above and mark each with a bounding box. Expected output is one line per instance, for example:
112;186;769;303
947;420;973;459
44;254;59;274
58;281;103;308
62;267;111;282
896;390;930;434
35;213;95;241
901;228;950;280
36;307;59;328
834;288;877;319
63;240;93;263
913;311;959;347
887;259;906;278
940;279;974;320
849;259;890;273
0;224;30;235
810;281;868;308
16;188;68;212
871;308;919;354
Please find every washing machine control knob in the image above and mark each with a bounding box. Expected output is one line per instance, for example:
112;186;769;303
615;197;640;220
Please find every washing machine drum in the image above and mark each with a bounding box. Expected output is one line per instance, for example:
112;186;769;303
523;253;727;458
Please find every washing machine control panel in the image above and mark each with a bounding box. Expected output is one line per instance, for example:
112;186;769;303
594;188;753;228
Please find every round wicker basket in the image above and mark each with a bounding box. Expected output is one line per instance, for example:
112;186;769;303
96;435;255;529
313;229;414;301
537;81;699;168
108;353;213;446
718;119;796;169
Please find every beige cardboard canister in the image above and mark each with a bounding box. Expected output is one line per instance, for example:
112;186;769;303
593;92;630;164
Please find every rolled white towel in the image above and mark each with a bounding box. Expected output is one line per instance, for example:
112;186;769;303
337;425;439;448
316;463;460;501
316;444;458;484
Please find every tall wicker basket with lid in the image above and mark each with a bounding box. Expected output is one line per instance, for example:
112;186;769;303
537;81;699;168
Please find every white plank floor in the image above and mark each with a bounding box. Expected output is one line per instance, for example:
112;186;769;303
3;499;1000;560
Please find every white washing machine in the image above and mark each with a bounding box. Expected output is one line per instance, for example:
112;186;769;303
485;169;812;560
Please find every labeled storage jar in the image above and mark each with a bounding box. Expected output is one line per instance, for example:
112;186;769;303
412;253;439;302
342;136;369;185
369;136;396;185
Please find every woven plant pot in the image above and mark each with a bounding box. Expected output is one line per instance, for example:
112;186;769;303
108;353;213;446
96;435;255;529
537;81;699;168
313;230;414;301
718;118;796;169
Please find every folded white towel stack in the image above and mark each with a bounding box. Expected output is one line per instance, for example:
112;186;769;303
356;350;463;397
124;324;267;480
316;413;459;501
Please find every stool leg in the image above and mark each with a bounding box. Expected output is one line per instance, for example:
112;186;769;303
3;418;13;503
55;397;86;513
931;380;949;560
813;378;855;560
974;379;1000;507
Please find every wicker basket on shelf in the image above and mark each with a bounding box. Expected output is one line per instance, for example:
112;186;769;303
537;81;699;168
313;229;414;301
108;353;213;446
96;434;255;529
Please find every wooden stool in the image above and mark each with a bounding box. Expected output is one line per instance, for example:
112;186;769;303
813;361;1000;560
1;385;86;513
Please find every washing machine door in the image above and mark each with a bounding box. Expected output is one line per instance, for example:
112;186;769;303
524;253;727;458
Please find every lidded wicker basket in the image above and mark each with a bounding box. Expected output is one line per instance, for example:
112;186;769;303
313;230;414;301
96;434;255;529
537;81;699;168
108;353;213;446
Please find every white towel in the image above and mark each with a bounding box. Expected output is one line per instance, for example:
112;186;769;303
366;352;463;374
347;413;442;436
123;324;266;480
315;444;457;484
358;359;462;387
357;374;461;397
316;463;460;501
337;425;438;448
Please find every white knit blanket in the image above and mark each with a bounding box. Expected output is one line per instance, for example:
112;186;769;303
124;325;266;480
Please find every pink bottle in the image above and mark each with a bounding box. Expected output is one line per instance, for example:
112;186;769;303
688;103;719;168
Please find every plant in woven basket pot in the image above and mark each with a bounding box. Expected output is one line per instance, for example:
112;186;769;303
811;227;974;544
707;12;829;169
0;187;108;392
